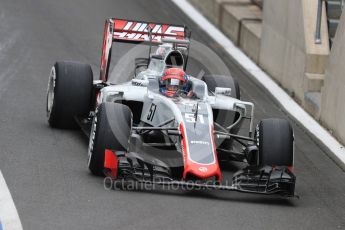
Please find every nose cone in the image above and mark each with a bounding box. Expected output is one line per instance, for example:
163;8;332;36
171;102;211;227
183;161;221;181
180;123;222;181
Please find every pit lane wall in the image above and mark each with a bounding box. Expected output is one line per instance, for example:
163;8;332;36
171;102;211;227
259;0;329;105
321;10;345;144
188;0;329;102
188;0;345;145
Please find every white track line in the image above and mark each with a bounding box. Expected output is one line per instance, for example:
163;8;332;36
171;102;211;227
171;0;345;170
0;171;23;230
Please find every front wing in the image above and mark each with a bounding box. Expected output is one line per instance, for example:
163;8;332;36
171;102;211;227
104;150;296;197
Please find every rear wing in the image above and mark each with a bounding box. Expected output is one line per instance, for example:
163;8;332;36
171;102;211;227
113;19;189;43
100;18;191;81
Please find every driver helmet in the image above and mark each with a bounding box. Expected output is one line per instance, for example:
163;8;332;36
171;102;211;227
160;68;187;97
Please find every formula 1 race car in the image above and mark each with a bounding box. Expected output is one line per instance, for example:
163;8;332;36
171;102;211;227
46;19;296;197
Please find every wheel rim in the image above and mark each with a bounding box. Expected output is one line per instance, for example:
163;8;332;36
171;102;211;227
47;66;56;118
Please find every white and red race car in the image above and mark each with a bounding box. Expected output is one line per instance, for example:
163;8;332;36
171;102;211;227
46;18;296;197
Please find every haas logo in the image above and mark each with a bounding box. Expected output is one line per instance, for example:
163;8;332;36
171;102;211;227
199;167;208;172
113;20;185;42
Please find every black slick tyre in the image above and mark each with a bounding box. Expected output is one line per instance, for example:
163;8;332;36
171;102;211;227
47;61;93;128
202;75;241;155
202;74;240;99
88;102;133;176
256;118;294;166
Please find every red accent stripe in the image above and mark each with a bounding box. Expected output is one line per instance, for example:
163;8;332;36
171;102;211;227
100;20;110;82
114;19;128;30
104;149;118;179
210;125;222;181
180;123;188;172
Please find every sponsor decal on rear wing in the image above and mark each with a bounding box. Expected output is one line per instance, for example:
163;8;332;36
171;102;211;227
100;18;190;81
112;19;188;43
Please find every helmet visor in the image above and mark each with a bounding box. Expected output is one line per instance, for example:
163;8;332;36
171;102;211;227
164;78;183;92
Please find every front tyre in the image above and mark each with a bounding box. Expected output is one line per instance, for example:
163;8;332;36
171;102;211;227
88;103;133;176
47;61;93;129
256;118;294;167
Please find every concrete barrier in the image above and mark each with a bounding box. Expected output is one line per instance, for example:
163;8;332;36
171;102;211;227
188;0;329;104
188;0;254;26
240;20;262;63
259;0;329;105
220;3;261;45
188;0;263;62
188;0;216;24
321;9;345;144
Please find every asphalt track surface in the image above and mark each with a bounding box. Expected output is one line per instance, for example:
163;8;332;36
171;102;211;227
0;0;344;229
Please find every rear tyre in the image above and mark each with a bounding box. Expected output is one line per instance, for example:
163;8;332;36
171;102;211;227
88;102;133;176
47;61;93;129
202;74;240;99
202;75;241;127
202;75;241;157
256;118;294;166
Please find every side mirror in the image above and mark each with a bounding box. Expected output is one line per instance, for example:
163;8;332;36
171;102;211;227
132;79;149;87
215;87;231;97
